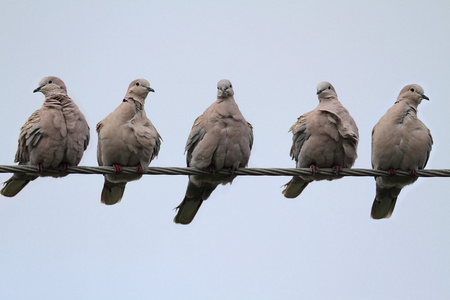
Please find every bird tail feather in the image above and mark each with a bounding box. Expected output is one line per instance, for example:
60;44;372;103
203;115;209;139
1;175;34;197
101;180;126;205
282;176;310;198
371;185;402;219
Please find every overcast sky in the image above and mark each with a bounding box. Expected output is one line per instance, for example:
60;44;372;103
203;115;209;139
1;1;449;299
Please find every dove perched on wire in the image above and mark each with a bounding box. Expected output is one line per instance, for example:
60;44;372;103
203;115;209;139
371;84;432;219
96;79;161;205
174;79;253;224
1;76;90;197
282;82;359;198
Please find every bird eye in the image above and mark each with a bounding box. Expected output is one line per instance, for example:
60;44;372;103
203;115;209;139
230;84;232;88
328;86;331;89
48;80;53;84
136;82;140;86
409;88;415;92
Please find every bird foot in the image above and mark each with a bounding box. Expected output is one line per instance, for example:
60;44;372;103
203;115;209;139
409;169;417;177
332;165;341;176
209;165;216;175
388;168;396;177
59;163;69;172
136;164;143;175
310;165;320;176
37;163;44;173
112;164;123;173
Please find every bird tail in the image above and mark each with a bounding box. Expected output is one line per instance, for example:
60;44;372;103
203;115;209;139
101;180;126;205
174;180;217;225
0;174;34;197
173;196;203;225
371;185;402;219
282;176;310;198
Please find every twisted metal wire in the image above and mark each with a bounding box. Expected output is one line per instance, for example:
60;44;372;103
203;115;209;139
0;165;449;177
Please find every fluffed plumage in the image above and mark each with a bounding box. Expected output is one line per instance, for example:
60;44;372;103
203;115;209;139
282;82;359;198
97;79;161;205
1;76;90;197
371;84;432;219
174;79;253;224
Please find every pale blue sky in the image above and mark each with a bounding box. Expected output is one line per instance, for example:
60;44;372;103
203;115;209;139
0;1;449;299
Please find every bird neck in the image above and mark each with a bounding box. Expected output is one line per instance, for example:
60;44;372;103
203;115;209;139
216;95;233;103
124;97;144;107
395;98;419;111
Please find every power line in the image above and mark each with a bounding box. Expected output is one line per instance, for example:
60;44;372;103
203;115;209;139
0;165;449;177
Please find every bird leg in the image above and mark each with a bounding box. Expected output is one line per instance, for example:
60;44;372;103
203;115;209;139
112;163;123;173
388;168;396;177
209;165;216;175
310;165;320;176
332;165;341;176
59;163;69;172
136;164;143;175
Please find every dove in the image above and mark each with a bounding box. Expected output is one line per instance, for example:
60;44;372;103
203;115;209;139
282;82;359;198
371;84;432;219
174;79;253;224
96;79;161;205
1;76;90;197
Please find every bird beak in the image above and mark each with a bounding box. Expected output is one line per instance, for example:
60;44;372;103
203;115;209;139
33;86;42;93
421;94;429;101
220;88;227;93
316;89;324;95
147;87;155;93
